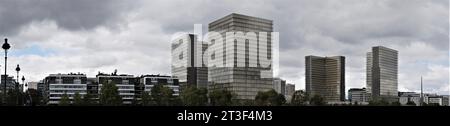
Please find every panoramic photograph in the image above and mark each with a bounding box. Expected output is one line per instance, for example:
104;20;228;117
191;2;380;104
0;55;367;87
0;0;448;124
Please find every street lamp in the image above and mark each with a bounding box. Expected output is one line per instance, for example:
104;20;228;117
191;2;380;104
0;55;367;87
22;76;25;87
2;38;10;104
15;64;20;105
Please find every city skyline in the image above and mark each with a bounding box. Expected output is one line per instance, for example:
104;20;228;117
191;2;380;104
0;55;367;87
0;0;448;95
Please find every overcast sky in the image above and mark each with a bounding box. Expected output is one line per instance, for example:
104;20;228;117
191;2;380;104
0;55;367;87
0;0;448;95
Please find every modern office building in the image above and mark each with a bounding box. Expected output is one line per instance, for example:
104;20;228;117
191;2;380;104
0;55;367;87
36;80;46;98
139;75;180;96
305;56;345;102
398;92;420;106
0;75;17;93
367;46;398;100
427;96;443;106
171;34;208;89
86;77;99;103
273;78;286;95
285;83;295;102
348;88;369;103
27;82;38;90
208;13;273;100
44;73;87;105
97;72;137;104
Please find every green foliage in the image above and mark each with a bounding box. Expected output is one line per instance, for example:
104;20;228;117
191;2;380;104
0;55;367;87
151;84;176;106
254;89;286;106
59;93;70;106
209;89;233;106
141;91;152;106
99;81;122;106
180;86;208;106
73;92;83;106
290;90;309;106
309;95;326;106
82;93;96;106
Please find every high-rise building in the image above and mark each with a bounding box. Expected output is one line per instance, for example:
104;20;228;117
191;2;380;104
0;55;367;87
171;34;208;89
208;13;273;100
305;56;345;102
273;78;286;95
285;83;295;102
367;46;398;100
44;73;87;105
348;88;369;103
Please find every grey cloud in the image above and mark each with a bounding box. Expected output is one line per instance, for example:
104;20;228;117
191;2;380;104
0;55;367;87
0;0;135;35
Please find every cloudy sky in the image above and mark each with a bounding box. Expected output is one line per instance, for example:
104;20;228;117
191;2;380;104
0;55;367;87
0;0;448;95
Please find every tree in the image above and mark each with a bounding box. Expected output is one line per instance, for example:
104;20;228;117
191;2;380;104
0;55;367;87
82;93;95;106
180;86;208;106
26;89;40;106
290;90;309;106
209;89;233;106
99;81;122;106
151;84;176;106
406;101;416;106
391;101;401;106
368;98;390;106
255;89;286;106
309;95;326;106
141;91;152;106
59;93;70;106
73;92;83;106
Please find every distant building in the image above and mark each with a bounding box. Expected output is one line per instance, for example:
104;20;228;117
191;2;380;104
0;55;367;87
171;34;208;89
44;73;87;105
139;75;180;96
0;75;17;93
273;78;286;95
348;88;369;103
442;95;449;106
428;96;443;106
97;72;138;104
285;83;295;102
27;82;39;90
398;92;420;106
367;46;398;101
36;80;45;98
305;55;345;102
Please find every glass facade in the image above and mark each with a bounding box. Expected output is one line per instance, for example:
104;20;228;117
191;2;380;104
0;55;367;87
305;56;345;102
171;34;208;89
367;46;398;99
208;13;273;100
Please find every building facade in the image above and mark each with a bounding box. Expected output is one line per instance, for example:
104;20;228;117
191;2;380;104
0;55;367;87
208;13;273;100
0;75;17;93
367;46;398;100
97;73;137;104
139;75;180;96
273;78;286;95
171;34;208;89
305;56;345;102
348;88;369;103
285;83;295;102
44;73;87;105
398;92;420;106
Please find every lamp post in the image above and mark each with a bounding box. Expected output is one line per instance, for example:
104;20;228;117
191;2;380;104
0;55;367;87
15;64;20;105
2;38;10;104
